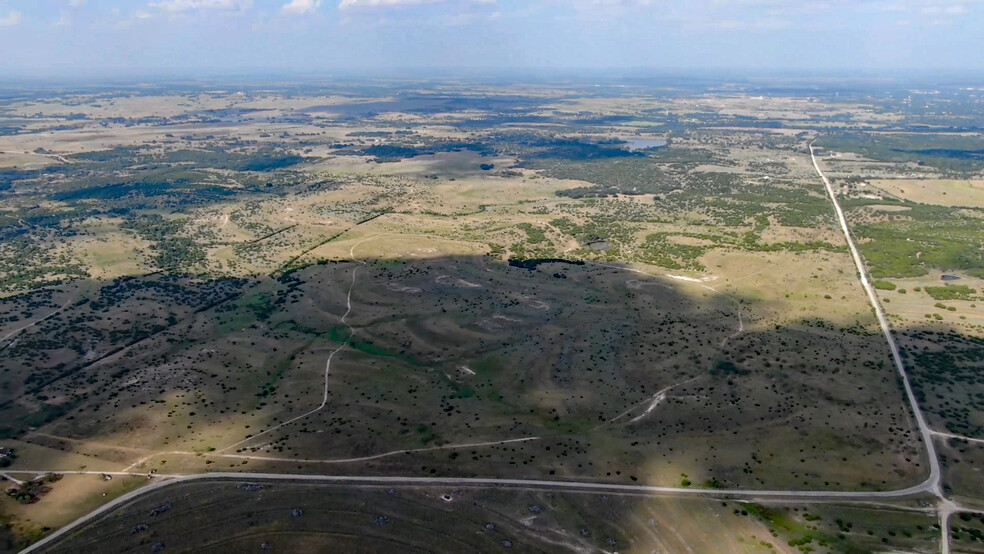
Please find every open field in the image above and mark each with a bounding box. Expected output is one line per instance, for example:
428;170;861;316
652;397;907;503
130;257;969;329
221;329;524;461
951;511;984;553
0;474;148;550
871;179;984;208
1;254;924;493
40;478;942;554
937;435;984;504
2;78;984;551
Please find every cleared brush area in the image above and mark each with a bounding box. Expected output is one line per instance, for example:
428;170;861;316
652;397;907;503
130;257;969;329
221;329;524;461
42;479;940;554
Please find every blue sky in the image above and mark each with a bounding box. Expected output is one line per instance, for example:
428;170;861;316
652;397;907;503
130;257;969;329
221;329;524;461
1;0;983;77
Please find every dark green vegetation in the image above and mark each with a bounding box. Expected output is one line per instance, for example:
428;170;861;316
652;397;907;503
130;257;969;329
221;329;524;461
924;284;979;301
818;133;984;175
902;328;984;438
121;215;206;270
0;233;87;293
937;435;984;501
0;273;249;438
4;80;984;553
507;257;583;270
948;511;984;552
818;135;984;280
734;502;938;553
7;85;975;291
873;280;897;291
555;168;836;233
0;449;13;468
0;147;311;289
1;256;924;491
37;147;306;205
4;474;61;505
846;201;984;278
540;198;842;271
358;140;494;162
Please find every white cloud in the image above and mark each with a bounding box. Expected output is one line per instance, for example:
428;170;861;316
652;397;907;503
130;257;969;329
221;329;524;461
0;10;21;27
712;16;790;31
68;0;87;7
148;0;253;12
339;0;434;7
282;0;323;14
339;0;494;9
119;0;251;25
922;2;969;15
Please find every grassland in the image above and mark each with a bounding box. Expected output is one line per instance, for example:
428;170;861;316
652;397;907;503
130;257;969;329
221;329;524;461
1;79;983;552
870;178;984;208
39;478;941;554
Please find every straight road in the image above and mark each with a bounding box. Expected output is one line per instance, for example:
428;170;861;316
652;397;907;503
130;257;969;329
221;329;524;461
809;141;941;495
931;430;984;446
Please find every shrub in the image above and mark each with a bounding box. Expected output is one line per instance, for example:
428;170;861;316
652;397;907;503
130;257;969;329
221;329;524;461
873;280;896;291
925;285;977;301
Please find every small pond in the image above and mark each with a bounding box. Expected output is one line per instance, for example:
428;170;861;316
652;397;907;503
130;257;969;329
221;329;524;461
623;137;668;151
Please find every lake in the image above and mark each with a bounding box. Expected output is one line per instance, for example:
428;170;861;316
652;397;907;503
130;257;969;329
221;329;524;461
623;137;668;151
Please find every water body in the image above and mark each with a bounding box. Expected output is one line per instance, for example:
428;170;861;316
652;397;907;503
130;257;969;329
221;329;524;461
941;274;961;281
623;137;668;151
196;108;268;122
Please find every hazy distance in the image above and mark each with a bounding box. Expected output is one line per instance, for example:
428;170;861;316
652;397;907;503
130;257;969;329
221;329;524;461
2;0;984;79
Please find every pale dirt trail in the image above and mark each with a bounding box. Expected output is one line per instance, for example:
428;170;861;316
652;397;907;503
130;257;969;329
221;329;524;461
217;245;362;454
588;260;745;427
213;436;542;465
931;430;984;446
217;232;518;454
0;298;73;345
127;438;547;472
809;141;965;553
13;467;960;554
596;376;704;429
0;472;24;486
810;141;940;492
628;376;704;424
21;151;73;165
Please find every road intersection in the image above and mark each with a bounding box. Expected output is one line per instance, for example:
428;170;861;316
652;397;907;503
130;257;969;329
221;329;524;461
9;141;984;553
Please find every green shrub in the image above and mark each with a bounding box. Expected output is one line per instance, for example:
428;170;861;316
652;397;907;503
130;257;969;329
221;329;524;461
873;280;896;291
925;284;977;301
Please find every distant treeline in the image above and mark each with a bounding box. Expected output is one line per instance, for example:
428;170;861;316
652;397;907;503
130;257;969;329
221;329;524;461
508;258;585;271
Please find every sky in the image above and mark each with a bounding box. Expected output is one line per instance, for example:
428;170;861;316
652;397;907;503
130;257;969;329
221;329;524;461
1;0;983;78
